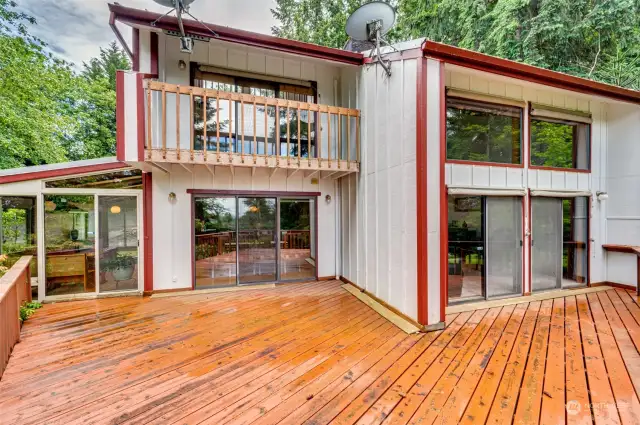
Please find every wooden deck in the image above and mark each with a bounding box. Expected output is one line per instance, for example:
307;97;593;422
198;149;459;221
1;280;640;424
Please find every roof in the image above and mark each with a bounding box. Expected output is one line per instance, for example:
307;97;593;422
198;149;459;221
107;4;640;105
0;157;130;185
423;40;640;105
107;3;364;66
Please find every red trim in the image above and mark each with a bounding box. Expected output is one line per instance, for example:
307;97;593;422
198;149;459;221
116;71;125;161
528;165;590;173
142;172;154;292
132;28;140;72
602;244;640;254
109;3;363;66
191;193;196;290
137;74;146;162
423;40;640;105
186;189;321;197
150;32;159;76
0;162;129;185
416;57;428;326
109;11;133;60
315;196;319;282
439;61;447;322
445;159;524;169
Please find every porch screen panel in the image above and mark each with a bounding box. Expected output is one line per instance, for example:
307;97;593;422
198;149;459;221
531;198;562;292
485;197;522;298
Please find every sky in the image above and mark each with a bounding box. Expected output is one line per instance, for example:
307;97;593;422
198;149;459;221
17;0;278;66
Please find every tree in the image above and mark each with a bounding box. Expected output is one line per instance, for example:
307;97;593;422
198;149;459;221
0;1;130;168
271;0;640;90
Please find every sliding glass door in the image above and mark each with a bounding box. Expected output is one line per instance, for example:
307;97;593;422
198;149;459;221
448;195;522;304
237;197;277;284
531;196;589;292
193;195;317;288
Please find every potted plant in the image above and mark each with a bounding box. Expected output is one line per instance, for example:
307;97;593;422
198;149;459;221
101;254;137;281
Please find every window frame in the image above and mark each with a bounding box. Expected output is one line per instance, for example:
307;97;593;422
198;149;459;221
528;114;592;173
445;95;525;168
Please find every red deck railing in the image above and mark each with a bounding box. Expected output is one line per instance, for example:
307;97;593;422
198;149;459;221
0;256;33;379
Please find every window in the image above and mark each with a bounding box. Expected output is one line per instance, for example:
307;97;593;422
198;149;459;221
45;169;142;189
530;117;590;170
192;69;317;158
446;97;522;165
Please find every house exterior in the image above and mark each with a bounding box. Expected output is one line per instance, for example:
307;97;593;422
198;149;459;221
0;3;639;330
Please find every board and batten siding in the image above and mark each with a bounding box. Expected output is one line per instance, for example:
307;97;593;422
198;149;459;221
151;165;336;291
339;58;419;323
605;102;640;287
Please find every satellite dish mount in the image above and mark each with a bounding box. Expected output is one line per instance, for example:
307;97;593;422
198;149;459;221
346;2;396;77
151;0;218;54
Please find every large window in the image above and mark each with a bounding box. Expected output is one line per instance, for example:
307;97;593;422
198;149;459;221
446;97;522;165
530;117;590;170
192;68;317;158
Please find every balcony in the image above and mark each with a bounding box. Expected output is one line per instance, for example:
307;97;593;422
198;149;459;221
142;80;360;177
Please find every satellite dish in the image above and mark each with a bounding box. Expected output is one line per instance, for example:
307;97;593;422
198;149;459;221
345;2;396;76
151;0;217;54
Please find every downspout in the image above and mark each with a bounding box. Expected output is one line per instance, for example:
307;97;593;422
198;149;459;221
110;12;133;61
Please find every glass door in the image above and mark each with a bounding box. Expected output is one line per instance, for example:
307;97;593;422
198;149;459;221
44;195;96;296
531;197;563;292
280;198;316;281
97;196;139;292
237;197;277;284
485;197;522;298
194;197;237;289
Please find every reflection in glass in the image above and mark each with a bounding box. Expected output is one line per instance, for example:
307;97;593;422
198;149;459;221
531;198;563;291
531;119;590;170
98;196;138;292
0;197;37;298
194;197;237;288
45;169;142;189
446;98;522;164
280;199;315;281
238;198;276;284
44;195;95;296
448;196;484;303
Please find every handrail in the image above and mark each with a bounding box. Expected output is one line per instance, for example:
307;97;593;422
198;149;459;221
144;80;360;170
0;256;33;380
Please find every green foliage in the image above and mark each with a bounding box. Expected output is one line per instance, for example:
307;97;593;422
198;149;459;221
100;254;137;273
272;0;640;90
19;301;42;323
0;2;130;169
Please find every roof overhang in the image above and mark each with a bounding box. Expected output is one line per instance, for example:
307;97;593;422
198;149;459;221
422;40;640;105
108;3;364;66
0;158;131;185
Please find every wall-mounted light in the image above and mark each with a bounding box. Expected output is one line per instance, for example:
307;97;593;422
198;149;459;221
325;194;332;204
178;60;187;70
596;191;609;202
168;192;177;203
110;205;121;214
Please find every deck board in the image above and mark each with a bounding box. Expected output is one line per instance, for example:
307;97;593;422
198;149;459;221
0;282;639;425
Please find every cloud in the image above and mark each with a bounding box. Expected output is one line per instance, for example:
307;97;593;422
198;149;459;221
17;0;278;66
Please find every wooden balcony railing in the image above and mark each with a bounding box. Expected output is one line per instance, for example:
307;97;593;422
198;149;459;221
144;80;360;175
0;256;32;379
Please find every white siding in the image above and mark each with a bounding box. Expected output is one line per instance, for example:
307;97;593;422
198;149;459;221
151;166;336;290
339;58;418;322
605;102;640;286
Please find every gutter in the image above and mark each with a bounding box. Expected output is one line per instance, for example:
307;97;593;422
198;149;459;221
110;11;133;61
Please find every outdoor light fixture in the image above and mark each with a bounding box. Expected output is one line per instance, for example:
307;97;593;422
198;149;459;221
178;60;187;70
110;205;121;214
325;194;332;203
168;192;177;202
596;191;609;202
